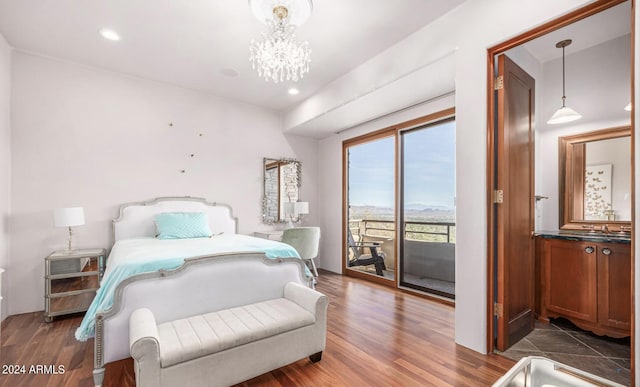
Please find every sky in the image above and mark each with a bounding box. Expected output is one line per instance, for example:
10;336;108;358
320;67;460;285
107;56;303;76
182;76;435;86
348;120;455;209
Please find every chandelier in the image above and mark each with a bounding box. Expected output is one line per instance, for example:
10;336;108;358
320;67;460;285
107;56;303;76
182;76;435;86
249;0;313;83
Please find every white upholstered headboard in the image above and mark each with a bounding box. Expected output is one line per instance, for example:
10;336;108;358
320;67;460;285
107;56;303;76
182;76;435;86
112;197;238;243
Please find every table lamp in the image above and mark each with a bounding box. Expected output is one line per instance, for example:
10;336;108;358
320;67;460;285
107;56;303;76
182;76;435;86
284;201;309;228
53;207;85;251
294;201;309;221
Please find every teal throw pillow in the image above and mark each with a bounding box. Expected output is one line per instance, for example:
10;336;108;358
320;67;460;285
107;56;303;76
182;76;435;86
155;212;212;240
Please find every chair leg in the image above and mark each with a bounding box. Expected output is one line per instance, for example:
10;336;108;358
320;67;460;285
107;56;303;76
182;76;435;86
309;351;323;363
374;261;384;276
308;258;319;278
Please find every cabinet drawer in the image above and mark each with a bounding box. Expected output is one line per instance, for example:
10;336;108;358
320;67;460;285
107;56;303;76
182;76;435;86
50;275;98;294
47;290;96;315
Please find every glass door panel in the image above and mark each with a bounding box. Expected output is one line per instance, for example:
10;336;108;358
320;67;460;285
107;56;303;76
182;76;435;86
400;119;456;298
346;135;395;281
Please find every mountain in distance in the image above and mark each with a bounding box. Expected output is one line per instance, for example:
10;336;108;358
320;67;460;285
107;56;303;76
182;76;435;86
349;204;455;221
404;202;455;212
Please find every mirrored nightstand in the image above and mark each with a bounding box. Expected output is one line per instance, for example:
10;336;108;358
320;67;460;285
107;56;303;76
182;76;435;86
44;248;106;322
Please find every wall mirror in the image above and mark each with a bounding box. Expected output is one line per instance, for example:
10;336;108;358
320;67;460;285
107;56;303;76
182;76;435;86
262;157;301;224
559;126;631;230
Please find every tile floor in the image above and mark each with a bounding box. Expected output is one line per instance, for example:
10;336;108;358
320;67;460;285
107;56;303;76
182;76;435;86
499;318;630;386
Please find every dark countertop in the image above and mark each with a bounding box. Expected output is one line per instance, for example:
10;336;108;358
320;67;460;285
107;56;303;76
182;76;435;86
535;230;631;244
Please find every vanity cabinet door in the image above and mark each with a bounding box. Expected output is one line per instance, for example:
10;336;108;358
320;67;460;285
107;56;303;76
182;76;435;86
597;242;631;330
544;239;597;323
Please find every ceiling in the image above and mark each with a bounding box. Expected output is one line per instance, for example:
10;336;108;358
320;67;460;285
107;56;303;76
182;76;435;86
0;0;464;111
523;1;630;62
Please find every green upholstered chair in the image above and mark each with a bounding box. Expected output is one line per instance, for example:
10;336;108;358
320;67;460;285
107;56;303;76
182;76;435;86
281;227;321;278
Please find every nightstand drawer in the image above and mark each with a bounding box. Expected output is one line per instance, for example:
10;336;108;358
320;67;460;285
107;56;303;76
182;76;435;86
50;274;99;294
47;290;97;316
50;258;85;275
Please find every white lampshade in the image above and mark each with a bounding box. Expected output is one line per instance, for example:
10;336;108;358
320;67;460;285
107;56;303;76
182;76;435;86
294;201;309;215
53;207;85;228
283;202;296;216
547;106;582;125
625;102;632;111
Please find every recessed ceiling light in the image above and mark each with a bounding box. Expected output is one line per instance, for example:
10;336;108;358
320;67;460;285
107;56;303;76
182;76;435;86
288;88;300;95
99;28;121;41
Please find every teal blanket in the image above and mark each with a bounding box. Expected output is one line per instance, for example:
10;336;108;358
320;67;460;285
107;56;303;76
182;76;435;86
75;234;303;341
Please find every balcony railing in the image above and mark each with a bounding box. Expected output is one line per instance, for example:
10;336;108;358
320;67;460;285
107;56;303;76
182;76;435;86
348;218;456;297
349;219;456;244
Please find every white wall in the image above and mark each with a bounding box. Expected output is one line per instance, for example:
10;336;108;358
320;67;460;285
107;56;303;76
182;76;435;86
312;0;593;356
0;32;10;321
8;51;318;316
537;35;631;230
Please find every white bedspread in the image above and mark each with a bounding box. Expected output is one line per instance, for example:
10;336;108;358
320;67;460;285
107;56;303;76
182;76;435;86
104;234;300;278
76;234;302;341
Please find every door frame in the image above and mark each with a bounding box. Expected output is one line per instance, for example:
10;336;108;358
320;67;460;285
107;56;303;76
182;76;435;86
486;0;634;370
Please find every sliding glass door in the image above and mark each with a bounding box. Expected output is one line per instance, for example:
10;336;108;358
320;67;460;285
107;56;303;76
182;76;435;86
345;133;396;282
342;109;455;297
399;119;456;298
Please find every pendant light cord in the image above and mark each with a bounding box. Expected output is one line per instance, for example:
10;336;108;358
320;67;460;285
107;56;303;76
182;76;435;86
562;44;566;107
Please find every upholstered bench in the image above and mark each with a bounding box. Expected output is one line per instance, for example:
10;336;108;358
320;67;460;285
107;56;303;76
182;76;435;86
129;281;328;387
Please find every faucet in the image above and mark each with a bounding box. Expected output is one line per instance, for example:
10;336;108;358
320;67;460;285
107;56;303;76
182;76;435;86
600;224;610;234
581;224;595;233
619;225;631;235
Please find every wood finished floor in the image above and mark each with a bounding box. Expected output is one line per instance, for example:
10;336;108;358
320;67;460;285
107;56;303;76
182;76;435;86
0;270;515;386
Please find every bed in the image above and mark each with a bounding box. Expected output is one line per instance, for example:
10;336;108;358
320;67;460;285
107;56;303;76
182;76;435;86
82;197;310;387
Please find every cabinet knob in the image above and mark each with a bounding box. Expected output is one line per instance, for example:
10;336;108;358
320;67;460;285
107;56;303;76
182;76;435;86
602;247;612;256
584;246;595;254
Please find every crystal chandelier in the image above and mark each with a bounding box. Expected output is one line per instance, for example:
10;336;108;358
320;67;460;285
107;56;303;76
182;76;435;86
249;1;312;83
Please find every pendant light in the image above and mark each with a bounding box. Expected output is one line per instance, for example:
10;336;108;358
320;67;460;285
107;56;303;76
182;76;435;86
547;39;582;125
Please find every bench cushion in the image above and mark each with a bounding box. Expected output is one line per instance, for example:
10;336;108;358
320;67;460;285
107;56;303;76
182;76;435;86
157;298;316;367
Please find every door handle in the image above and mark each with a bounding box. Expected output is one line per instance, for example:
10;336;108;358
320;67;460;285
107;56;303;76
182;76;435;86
584;246;595;254
602;247;612;256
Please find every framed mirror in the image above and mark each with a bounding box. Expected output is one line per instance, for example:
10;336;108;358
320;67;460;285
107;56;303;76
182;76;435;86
559;126;631;230
262;157;302;224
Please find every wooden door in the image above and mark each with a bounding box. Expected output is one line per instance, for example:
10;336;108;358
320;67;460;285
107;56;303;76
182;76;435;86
598;242;631;331
495;55;536;351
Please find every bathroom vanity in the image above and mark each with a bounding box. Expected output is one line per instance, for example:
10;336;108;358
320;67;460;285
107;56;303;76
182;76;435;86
535;231;630;338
